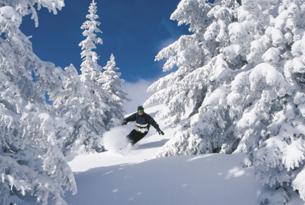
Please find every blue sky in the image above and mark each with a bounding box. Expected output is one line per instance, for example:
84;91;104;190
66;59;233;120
21;0;189;82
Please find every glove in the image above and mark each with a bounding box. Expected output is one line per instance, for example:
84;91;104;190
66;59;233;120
122;120;127;125
158;129;164;135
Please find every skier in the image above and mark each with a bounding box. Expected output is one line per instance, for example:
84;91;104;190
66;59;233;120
122;106;164;145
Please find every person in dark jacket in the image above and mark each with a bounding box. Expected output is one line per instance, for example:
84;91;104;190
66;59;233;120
122;106;164;145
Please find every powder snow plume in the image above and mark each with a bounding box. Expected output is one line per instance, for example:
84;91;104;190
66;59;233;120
102;126;131;151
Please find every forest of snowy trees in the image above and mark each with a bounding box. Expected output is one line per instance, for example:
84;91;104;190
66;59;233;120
0;0;125;204
1;0;305;204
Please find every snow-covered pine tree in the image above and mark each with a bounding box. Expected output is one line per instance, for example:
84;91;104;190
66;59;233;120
231;1;305;204
147;0;305;204
53;0;117;154
52;66;110;155
77;0;113;152
145;0;239;155
51;64;85;156
101;54;127;127
0;1;76;205
79;0;102;83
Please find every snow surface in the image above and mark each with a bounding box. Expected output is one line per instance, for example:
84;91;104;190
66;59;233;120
68;128;258;205
67;153;258;205
67;106;304;205
69;125;173;172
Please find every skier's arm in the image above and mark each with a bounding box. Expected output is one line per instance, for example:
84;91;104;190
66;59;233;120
148;115;164;135
122;113;137;125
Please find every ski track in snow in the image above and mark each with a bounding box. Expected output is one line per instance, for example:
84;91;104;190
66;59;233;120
66;106;304;205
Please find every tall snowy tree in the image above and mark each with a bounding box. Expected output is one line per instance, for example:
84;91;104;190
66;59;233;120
77;0;114;152
145;0;239;155
51;64;86;156
230;1;305;204
0;1;76;205
79;0;102;83
146;0;305;204
52;0;123;155
101;54;127;127
52;63;111;155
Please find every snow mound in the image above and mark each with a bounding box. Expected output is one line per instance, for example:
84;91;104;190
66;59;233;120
103;126;131;152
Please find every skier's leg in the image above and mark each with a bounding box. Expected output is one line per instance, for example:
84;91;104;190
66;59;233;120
131;131;149;145
127;130;139;145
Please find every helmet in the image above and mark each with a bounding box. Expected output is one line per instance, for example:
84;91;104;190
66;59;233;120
137;106;144;112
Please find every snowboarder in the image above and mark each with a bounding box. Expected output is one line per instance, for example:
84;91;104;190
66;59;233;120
122;106;164;145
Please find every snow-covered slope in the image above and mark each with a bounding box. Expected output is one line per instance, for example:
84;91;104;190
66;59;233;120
66;106;304;205
67;153;258;205
69;105;171;172
67;124;259;205
68;127;174;172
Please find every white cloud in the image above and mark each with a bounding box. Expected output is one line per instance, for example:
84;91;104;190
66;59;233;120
123;79;152;114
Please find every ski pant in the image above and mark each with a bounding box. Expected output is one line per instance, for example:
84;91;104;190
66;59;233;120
127;129;148;145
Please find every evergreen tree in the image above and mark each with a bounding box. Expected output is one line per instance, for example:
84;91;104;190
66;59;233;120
51;64;86;156
0;1;76;205
52;63;111;155
79;0;102;82
76;0;113;152
52;0;122;154
145;0;239;155
147;0;305;204
101;54;127;127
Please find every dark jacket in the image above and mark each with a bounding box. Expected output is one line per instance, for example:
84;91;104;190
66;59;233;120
124;112;161;131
